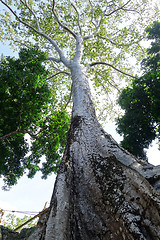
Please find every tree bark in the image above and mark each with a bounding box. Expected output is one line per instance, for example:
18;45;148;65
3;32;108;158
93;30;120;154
28;63;160;240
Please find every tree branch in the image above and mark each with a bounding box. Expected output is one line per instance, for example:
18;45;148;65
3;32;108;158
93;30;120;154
94;68;120;93
20;0;41;31
97;34;144;49
83;35;94;41
46;57;61;63
120;8;142;16
5;21;33;49
49;61;63;72
97;72;120;93
88;0;96;28
64;83;73;110
89;62;135;78
71;3;82;35
0;0;70;67
1;0;41;36
0;130;38;141
88;0;100;33
105;0;132;16
52;0;76;39
97;34;125;47
46;71;71;80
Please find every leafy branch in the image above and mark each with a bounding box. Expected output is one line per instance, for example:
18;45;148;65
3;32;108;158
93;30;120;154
0;130;38;141
20;0;41;31
89;62;135;78
52;0;76;39
71;3;82;35
0;0;69;66
104;0;132;16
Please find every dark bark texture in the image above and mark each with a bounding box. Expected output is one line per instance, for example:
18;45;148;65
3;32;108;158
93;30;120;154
29;114;160;240
28;65;160;240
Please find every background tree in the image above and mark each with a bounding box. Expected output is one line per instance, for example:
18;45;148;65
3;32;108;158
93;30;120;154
0;1;160;239
3;213;38;231
0;47;69;188
116;21;160;159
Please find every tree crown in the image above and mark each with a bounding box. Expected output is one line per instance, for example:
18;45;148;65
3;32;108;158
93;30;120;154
0;0;159;118
0;47;70;189
116;21;160;159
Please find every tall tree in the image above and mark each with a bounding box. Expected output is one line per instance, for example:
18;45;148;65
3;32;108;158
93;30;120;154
116;21;160;159
0;0;160;239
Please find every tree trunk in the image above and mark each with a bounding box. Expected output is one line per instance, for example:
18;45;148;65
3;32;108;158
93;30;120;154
28;63;160;240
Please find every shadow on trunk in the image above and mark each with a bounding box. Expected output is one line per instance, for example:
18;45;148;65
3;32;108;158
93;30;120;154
28;114;160;240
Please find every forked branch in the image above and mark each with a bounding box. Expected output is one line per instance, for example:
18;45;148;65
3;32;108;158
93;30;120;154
104;0;132;16
96;72;120;93
20;0;41;31
97;34;144;49
88;0;102;34
0;0;70;67
52;0;76;39
1;0;41;35
89;62;135;78
71;3;82;35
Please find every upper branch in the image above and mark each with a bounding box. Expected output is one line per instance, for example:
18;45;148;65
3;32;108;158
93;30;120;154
88;0;97;29
120;8;142;16
83;35;94;41
89;62;135;78
52;0;76;39
1;0;40;34
97;34;144;49
88;0;101;34
104;0;132;16
0;0;70;67
20;0;41;31
71;3;82;35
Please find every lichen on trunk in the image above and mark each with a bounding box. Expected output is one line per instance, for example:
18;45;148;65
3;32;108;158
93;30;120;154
28;62;160;240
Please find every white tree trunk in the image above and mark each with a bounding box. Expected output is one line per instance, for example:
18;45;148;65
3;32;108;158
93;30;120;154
28;63;160;240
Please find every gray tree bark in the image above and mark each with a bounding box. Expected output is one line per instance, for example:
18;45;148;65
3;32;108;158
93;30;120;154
28;61;160;240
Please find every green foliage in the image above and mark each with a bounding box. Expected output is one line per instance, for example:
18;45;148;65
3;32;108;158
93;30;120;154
0;48;70;188
0;0;159;119
27;111;70;179
116;22;160;159
3;213;38;231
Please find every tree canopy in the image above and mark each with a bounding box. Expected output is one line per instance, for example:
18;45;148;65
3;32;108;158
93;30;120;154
3;213;38;231
0;0;159;187
0;47;69;188
116;21;160;159
0;0;159;119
